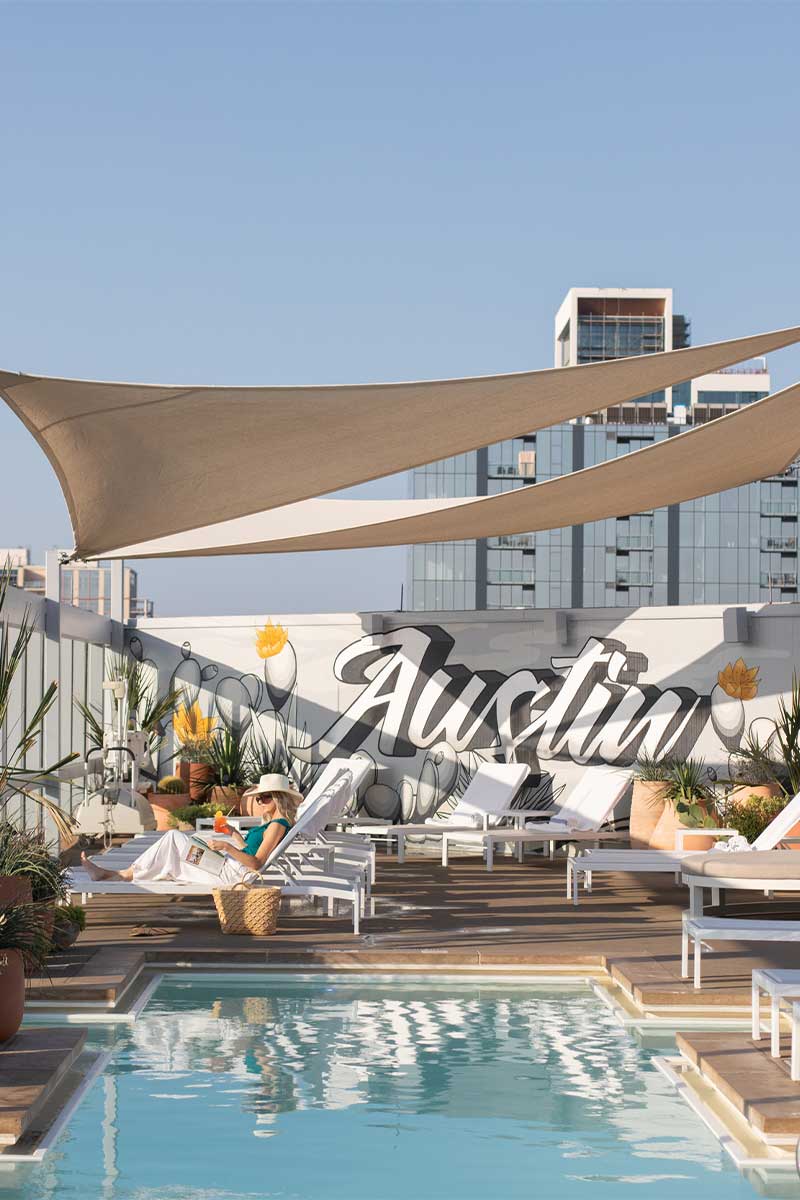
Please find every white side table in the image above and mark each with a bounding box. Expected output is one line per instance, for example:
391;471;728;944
196;815;262;832
751;968;800;1058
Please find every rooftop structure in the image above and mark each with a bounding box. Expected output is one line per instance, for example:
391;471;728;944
0;547;154;619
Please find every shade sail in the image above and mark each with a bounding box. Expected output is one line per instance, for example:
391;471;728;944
99;380;800;557
1;324;799;558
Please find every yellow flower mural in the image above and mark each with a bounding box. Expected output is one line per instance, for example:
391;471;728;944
717;658;760;701
174;701;216;748
255;621;289;660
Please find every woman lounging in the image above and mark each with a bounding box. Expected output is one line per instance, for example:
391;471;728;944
80;773;302;886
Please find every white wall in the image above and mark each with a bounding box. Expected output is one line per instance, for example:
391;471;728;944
132;603;800;821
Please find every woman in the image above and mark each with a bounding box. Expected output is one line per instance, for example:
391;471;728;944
80;773;302;886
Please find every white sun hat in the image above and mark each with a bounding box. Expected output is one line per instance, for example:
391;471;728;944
242;773;303;804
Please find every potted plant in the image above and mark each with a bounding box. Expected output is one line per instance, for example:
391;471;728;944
173;701;217;802
728;729;784;803
149;776;192;831
0;901;49;1043
208;729;248;811
0;824;68;941
630;752;671;848
649;757;719;851
719;792;788;847
51;903;86;951
0;571;77;880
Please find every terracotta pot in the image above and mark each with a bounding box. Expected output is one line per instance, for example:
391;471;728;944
649;802;716;852
35;901;55;943
0;949;25;1043
148;792;191;831
209;785;242;814
0;877;33;907
189;763;216;803
51;919;80;951
728;783;784;804
629;780;668;849
177;759;191;788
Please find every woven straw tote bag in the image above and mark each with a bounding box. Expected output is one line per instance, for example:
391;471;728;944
212;881;281;936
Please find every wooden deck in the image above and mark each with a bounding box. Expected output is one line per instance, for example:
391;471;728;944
50;851;800;1006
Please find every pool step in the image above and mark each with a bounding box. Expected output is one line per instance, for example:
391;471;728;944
677;1030;800;1139
28;946;145;1006
0;1028;87;1145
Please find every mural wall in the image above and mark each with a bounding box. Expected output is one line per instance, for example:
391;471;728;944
129;604;800;821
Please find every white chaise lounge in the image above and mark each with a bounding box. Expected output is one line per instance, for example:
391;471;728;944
443;764;632;871
346;762;529;864
66;773;369;934
567;788;800;906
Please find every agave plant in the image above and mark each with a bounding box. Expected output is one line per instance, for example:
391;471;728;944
0;901;50;970
665;757;718;828
633;750;672;782
0;569;77;837
209;728;249;788
0;823;69;902
772;672;800;797
728;726;785;789
74;652;182;755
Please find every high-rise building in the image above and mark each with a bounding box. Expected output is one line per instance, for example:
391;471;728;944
0;548;154;619
409;287;796;610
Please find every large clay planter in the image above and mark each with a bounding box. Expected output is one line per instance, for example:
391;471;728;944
148;791;191;831
0;949;25;1043
629;781;668;849
0;877;32;907
728;783;783;804
177;759;191;788
189;763;216;803
209;785;242;814
649;802;715;852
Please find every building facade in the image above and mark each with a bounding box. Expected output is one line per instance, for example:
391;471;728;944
0;548;154;619
409;287;797;610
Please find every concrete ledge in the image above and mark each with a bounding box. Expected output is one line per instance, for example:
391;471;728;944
677;1031;800;1137
0;1028;87;1145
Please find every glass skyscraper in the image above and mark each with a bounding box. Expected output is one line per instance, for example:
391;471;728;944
409;287;797;611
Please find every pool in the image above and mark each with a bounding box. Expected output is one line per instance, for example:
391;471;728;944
2;975;785;1199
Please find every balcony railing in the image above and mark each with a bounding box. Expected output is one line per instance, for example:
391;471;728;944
761;572;798;589
616;535;654;551
762;537;798;553
616;571;654;587
762;501;798;517
487;570;535;585
488;535;535;549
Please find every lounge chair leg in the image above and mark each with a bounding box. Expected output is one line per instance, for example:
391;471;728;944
442;837;449;868
327;897;335;917
516;839;524;864
566;861;572;900
486;840;494;873
693;939;702;990
752;979;761;1041
586;870;592;893
772;996;781;1057
681;926;689;978
397;833;405;865
689;885;703;917
549;840;555;861
353;901;360;936
572;865;580;907
711;887;720;908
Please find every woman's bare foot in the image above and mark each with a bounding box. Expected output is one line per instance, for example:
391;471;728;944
80;851;118;882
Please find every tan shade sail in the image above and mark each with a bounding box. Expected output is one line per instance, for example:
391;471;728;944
99;381;800;558
1;324;799;558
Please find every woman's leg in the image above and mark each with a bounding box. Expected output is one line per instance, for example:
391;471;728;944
82;831;192;883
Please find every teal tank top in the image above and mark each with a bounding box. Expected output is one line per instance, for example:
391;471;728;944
242;817;290;856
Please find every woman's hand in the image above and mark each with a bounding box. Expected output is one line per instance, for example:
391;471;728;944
206;838;229;854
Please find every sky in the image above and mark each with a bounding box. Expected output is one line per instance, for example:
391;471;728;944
1;0;799;617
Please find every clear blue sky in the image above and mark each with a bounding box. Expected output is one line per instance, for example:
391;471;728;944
1;0;798;616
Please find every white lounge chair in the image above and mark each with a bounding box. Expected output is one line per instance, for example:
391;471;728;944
567;788;800;906
346;762;528;864
66;773;369;934
682;912;800;989
442;765;632;871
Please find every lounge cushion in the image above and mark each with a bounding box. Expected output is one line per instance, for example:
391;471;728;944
683;850;800;880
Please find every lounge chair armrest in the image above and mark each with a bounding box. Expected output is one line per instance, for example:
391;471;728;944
777;837;800;846
673;827;737;851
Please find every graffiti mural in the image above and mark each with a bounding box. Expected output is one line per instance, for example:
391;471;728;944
128;617;766;822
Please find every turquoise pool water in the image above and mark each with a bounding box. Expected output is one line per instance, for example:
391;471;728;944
2;976;781;1199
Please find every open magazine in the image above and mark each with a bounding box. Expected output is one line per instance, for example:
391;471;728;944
184;836;228;877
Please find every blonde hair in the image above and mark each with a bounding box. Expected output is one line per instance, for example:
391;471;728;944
266;790;300;825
